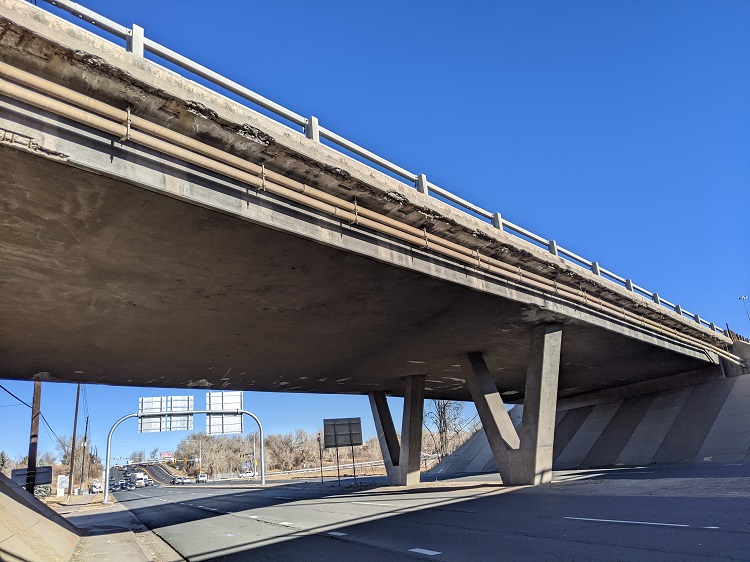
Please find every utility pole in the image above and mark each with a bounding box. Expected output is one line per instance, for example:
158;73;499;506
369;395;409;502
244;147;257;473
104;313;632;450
741;296;749;322
199;438;202;472
25;381;42;494
66;384;81;501
80;417;89;493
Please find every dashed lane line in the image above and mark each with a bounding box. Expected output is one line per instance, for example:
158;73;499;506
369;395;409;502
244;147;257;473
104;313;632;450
564;517;720;529
350;501;398;507
409;548;441;556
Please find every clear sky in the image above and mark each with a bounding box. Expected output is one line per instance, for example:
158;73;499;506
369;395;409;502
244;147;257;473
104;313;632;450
1;0;748;463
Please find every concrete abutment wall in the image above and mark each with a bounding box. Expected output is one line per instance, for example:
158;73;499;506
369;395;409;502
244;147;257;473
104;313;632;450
433;366;750;476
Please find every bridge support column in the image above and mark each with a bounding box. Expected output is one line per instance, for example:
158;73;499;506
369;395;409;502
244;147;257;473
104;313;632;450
398;375;426;486
369;391;400;483
518;323;563;484
460;351;522;483
460;323;562;485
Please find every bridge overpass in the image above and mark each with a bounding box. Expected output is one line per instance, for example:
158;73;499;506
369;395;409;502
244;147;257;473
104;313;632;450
0;0;746;486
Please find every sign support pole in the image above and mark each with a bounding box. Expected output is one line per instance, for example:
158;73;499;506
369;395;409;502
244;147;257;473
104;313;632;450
104;409;265;503
334;429;341;486
317;434;324;484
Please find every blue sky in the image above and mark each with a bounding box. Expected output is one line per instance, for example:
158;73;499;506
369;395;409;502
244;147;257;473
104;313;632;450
1;0;748;462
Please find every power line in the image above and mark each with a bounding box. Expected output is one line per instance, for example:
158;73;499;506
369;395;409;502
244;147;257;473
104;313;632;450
0;383;68;452
0;383;31;408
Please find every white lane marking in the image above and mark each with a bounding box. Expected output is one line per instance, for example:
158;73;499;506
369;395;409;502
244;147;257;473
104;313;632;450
226;534;235;537
409;548;441;556
279;522;293;526
564;517;718;529
350;501;397;507
327;531;347;537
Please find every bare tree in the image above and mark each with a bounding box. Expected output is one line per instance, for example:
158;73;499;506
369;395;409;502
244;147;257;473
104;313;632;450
149;447;159;460
129;449;145;463
38;451;57;466
423;400;466;460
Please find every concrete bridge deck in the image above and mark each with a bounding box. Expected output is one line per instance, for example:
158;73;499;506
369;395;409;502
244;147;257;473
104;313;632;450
0;0;746;486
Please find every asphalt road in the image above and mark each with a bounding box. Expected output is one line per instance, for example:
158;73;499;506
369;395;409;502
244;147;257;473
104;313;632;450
110;463;750;561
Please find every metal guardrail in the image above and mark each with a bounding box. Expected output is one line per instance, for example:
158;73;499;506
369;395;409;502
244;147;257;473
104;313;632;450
268;460;384;477
36;0;726;336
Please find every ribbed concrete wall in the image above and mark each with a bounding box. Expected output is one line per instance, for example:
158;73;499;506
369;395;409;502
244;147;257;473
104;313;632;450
0;474;79;561
430;372;750;476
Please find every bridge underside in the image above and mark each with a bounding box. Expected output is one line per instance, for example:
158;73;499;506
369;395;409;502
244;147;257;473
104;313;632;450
1;0;744;488
0;143;710;400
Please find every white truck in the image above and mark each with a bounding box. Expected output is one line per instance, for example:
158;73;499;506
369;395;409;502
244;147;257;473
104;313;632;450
131;471;147;488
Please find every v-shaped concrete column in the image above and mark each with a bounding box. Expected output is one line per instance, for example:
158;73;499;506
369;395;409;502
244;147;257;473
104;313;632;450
368;391;400;483
368;375;425;486
398;375;426;486
518;323;563;484
460;323;562;485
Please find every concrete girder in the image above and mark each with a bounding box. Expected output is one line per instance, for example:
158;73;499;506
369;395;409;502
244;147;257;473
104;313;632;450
461;323;562;485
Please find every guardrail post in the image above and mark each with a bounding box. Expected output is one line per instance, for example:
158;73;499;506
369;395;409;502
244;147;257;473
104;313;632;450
675;304;683;316
548;240;558;256
591;261;601;276
653;292;661;305
492;212;503;231
126;24;144;57
694;313;701;324
416;174;429;195
625;279;634;291
305;115;319;142
710;322;717;331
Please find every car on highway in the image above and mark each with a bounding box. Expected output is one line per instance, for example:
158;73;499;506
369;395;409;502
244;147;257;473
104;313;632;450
145;478;154;487
195;473;207;483
125;481;136;490
238;471;256;479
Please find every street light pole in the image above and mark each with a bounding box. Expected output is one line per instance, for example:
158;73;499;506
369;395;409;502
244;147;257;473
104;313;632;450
740;296;749;321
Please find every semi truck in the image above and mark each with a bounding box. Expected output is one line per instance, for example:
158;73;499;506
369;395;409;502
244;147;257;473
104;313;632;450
130;471;147;488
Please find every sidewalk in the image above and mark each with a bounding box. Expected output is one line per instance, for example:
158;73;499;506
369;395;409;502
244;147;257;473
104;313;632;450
46;494;184;562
